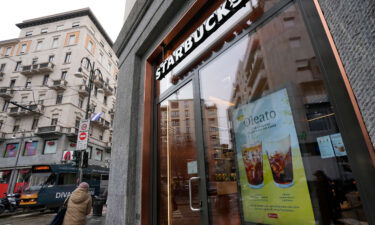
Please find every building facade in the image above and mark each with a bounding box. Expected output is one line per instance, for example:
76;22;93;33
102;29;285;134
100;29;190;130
0;8;118;197
109;0;374;225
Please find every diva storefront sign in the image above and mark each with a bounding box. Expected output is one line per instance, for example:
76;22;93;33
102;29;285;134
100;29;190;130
232;89;315;224
155;0;261;80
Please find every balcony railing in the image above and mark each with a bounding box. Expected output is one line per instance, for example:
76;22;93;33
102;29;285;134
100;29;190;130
105;142;112;151
92;118;111;129
103;83;114;96
50;79;67;90
20;62;54;75
93;77;104;88
78;85;90;96
35;125;63;137
8;104;44;117
0;87;14;99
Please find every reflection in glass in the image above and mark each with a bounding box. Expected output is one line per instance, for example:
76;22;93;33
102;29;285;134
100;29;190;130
157;82;201;225
199;3;367;225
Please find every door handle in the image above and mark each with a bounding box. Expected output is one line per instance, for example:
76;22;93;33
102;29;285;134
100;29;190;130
188;176;201;212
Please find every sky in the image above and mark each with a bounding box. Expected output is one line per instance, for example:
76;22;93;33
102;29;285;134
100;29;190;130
0;0;125;43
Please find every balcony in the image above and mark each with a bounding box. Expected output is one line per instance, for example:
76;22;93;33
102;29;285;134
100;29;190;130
91;118;111;129
0;87;14;99
35;125;63;137
66;127;79;141
78;85;90;96
102;83;114;96
0;72;4;81
20;62;54;76
8;104;44;117
93;77;104;88
105;142;112;151
50;79;67;90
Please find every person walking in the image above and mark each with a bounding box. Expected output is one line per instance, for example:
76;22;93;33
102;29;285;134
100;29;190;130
62;182;92;225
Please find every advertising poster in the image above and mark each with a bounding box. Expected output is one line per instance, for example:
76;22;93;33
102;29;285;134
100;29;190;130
4;143;20;157
330;133;347;157
232;88;315;224
317;135;335;158
24;141;38;156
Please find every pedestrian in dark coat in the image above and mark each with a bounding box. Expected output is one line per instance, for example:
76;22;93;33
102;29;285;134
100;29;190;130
63;182;92;225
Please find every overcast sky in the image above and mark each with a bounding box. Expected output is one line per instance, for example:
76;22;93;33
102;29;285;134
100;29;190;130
0;0;125;43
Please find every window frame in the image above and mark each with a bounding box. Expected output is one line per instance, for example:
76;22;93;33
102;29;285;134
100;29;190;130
43;139;58;154
25;31;33;37
35;40;43;52
56;93;63;104
64;52;71;64
20;44;27;54
51;37;59;48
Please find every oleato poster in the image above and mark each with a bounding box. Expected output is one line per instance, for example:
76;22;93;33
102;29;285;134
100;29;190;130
232;88;315;224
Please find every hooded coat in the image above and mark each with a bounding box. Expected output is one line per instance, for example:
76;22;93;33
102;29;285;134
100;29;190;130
62;187;92;225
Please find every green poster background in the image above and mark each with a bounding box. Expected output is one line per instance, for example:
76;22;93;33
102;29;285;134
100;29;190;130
232;89;315;224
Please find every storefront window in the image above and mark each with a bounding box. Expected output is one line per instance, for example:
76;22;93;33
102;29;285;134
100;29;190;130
4;143;20;157
93;149;103;161
198;3;367;225
23;141;38;156
14;169;31;193
0;170;11;198
43;140;57;154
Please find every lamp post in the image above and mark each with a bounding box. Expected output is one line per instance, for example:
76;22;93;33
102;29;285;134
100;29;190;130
74;57;103;182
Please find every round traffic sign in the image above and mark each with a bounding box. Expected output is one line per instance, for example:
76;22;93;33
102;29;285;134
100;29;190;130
81;123;88;130
79;132;87;140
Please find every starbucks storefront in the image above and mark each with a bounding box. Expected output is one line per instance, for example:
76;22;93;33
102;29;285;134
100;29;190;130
108;0;375;225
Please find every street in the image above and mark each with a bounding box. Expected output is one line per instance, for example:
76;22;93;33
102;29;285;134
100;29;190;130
0;208;106;225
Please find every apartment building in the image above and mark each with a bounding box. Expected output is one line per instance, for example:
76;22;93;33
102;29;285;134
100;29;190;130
0;8;118;195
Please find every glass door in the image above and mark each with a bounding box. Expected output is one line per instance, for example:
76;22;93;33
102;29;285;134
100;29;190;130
157;81;207;225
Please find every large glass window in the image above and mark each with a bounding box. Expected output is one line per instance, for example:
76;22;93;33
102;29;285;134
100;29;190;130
43;140;58;154
198;3;367;225
14;169;31;193
4;143;20;158
0;170;11;198
0;170;11;184
23;141;38;156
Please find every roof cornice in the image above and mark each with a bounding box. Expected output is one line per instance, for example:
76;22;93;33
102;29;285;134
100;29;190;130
16;8;113;46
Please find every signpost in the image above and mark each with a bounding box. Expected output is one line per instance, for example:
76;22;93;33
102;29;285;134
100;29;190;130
76;119;90;182
76;119;90;150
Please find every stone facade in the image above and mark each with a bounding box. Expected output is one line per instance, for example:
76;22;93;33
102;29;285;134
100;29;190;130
318;0;375;148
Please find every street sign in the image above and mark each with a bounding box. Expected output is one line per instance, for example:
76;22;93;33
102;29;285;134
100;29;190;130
79;132;87;140
79;119;90;132
76;119;90;150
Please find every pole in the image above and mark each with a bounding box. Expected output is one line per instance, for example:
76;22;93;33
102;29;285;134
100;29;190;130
78;59;95;184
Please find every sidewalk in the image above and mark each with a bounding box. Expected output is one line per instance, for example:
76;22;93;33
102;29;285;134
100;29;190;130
87;205;107;225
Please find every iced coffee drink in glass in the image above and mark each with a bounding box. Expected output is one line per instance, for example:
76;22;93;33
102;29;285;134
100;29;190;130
242;142;264;188
266;135;294;188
